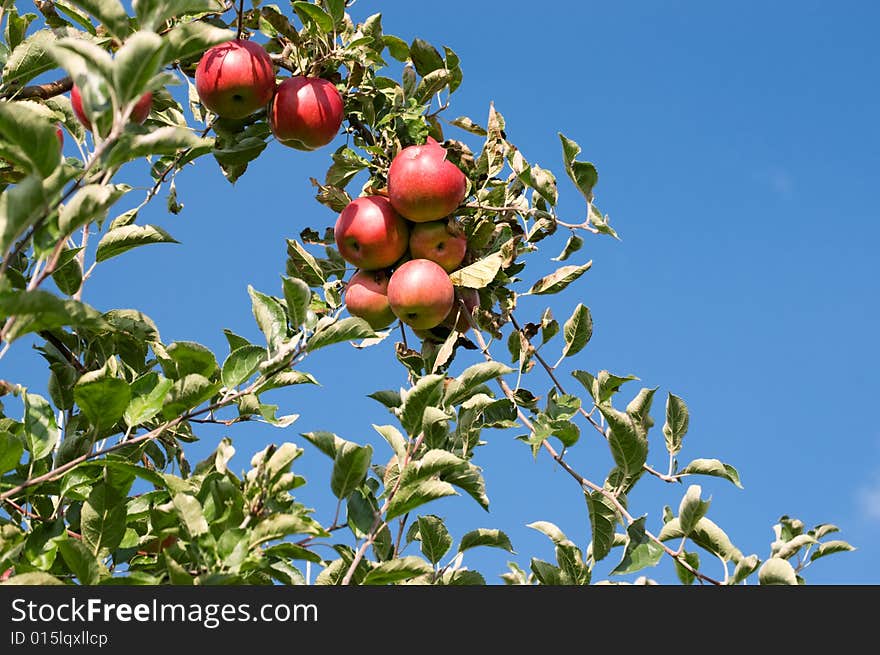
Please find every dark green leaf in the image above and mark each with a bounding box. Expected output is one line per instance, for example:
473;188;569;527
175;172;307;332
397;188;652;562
409;38;444;76
561;303;592;358
0;431;23;474
221;345;266;388
161;374;219;418
415;515;452;565
74;373;130;430
401;374;445;436
611;516;664;575
81;484;126;555
585;490;618;562
331;442;373;499
58;537;100;585
292;1;334;32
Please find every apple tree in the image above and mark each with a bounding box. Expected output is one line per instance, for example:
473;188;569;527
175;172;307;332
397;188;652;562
0;0;853;586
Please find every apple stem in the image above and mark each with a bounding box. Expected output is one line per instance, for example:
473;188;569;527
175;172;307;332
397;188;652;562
236;0;245;39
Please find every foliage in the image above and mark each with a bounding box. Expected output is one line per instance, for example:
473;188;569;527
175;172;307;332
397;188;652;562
0;0;851;586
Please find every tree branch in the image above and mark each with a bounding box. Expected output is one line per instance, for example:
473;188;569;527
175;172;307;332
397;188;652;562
465;307;721;585
1;76;73;101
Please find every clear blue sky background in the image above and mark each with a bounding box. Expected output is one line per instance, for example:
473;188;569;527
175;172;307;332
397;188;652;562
5;0;879;583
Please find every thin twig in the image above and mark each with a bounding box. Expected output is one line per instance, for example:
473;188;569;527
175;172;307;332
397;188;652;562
236;0;245;39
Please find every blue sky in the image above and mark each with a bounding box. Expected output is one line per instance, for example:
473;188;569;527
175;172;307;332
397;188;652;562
5;1;880;583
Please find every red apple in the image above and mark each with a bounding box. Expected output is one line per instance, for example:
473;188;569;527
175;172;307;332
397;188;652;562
409;220;467;272
270;76;344;150
55;124;64;147
195;40;276;119
345;270;396;329
334;196;410;270
71;85;152;129
387;137;467;222
443;287;479;332
387;259;454;330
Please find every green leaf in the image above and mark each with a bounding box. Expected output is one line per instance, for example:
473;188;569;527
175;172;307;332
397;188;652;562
458;529;514;554
663;393;689;456
448;251;503;289
677;458;743;489
59;184;129;234
611;516;664;575
0;98;61;177
112;31;167;104
773;534;817;560
399;450;464;488
249;513;328;547
3;29;58;88
444;362;513;407
1;572;65;585
678;485;711;536
65;1;131;39
0;175;48;257
400;374;445;436
300;431;347;459
527;521;571;545
0;290;107;342
172;493;209;538
51;247;84;296
161;374;219;419
561;303;592;358
292;1;334;32
362;556;434;585
553;233;584;262
248;285;288;351
123;374;172;427
385;479;457;521
81;483;126;555
330;442;373;499
442;463;489;511
674;551;701;585
415;515;452;565
221;345;266;388
558;133;598;200
415;68;451;102
659;517;743;563
286;239;326;287
758;558;798;585
94;224;178;262
163;341;218;379
572;369;639;405
449;116;487;136
74;373;130;431
530;559;564;586
306;317;376;352
134;0;224;31
409;38;444;76
527;261;592;295
58;537;100;585
585;490;618;562
0;431;23;474
556;543;590;585
809;540;855;562
282;276;311;327
598;405;647;491
50;37;114;84
105;127;213;168
23;392;60;460
373;424;407;459
730;554;760;585
165;21;231;63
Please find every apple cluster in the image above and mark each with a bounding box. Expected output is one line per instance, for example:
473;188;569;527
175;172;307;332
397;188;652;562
337;137;476;335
